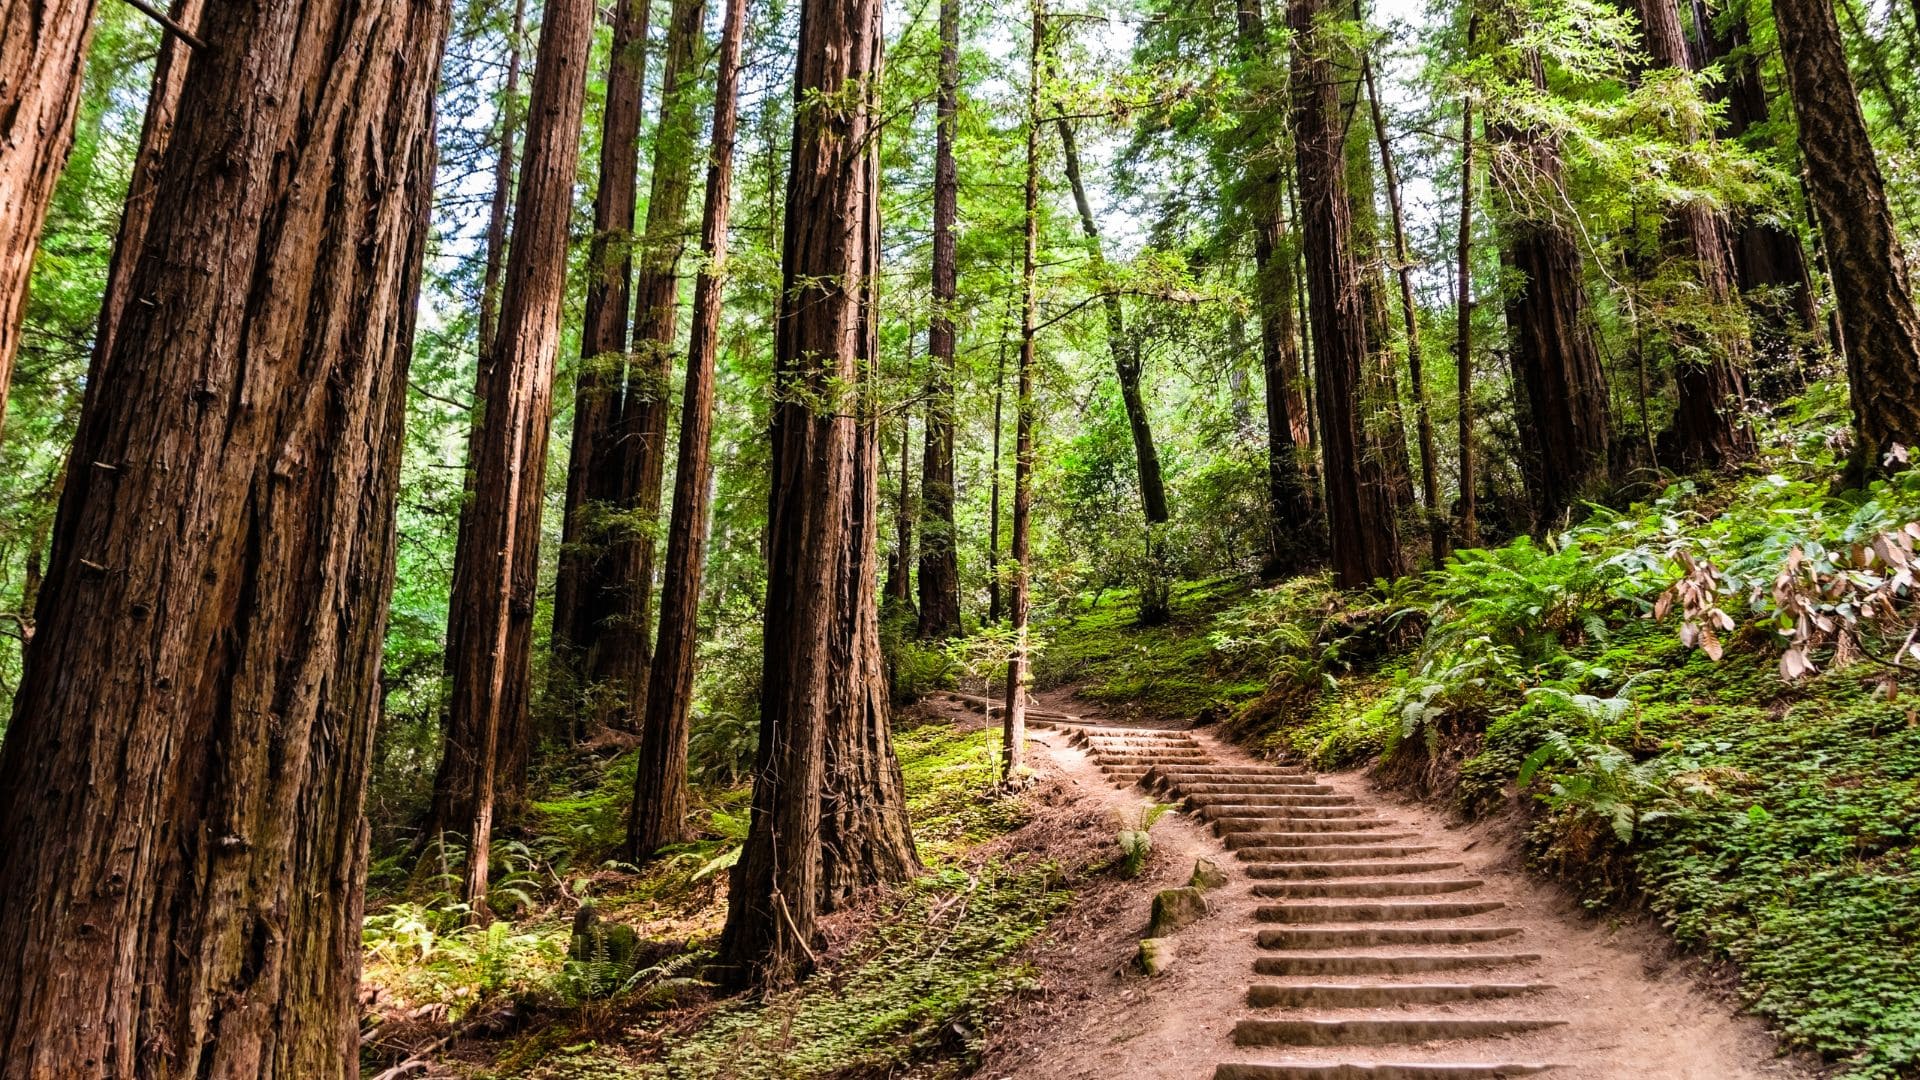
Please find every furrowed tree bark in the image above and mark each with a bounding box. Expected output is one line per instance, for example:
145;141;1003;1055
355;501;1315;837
554;0;652;725
1291;0;1403;587
1236;0;1320;577
1005;2;1044;782
1633;0;1754;469
586;0;709;731
0;0;446;1069
1363;55;1446;562
434;0;595;914
916;0;964;640
1773;0;1920;479
1488;46;1612;529
0;0;102;436
719;0;893;990
629;0;746;861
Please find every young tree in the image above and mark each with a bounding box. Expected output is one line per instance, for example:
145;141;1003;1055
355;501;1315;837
885;348;916;610
629;0;749;861
1005;2;1045;781
432;0;596;913
1453;59;1479;549
0;0;446;1070
553;0;651;720
0;0;104;435
719;0;907;988
917;0;964;640
1773;0;1920;478
1291;0;1403;585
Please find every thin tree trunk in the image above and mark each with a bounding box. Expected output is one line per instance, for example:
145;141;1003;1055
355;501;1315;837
886;336;916;607
629;0;746;861
0;0;446;1068
554;0;652;717
0;0;103;436
1363;55;1446;562
1454;65;1478;551
720;0;901;989
988;321;1007;624
1291;0;1403;587
436;0;596;915
1006;2;1044;782
1774;0;1920;479
917;0;964;640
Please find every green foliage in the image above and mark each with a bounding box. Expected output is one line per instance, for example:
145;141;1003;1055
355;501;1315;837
1115;801;1173;878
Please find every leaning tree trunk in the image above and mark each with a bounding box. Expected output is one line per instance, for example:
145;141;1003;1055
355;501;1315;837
1291;0;1403;587
1774;0;1920;479
1488;47;1613;529
0;0;103;436
585;0;709;731
1634;0;1755;469
553;0;651;722
916;0;964;640
629;0;748;862
0;0;446;1070
1237;0;1319;577
719;0;892;990
434;0;595;914
1005;3;1045;781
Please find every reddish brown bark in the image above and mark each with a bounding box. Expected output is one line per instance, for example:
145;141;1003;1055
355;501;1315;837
916;0;963;640
630;0;748;859
1774;0;1920;478
434;0;596;911
0;0;446;1069
1291;0;1403;586
719;0;902;989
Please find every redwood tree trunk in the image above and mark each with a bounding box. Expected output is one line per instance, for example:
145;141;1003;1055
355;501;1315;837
1005;3;1045;782
553;0;652;719
1774;0;1920;478
1291;0;1403;587
719;0;898;989
434;0;595;912
629;0;747;861
916;0;964;640
0;0;446;1070
1489;49;1613;528
0;0;102;435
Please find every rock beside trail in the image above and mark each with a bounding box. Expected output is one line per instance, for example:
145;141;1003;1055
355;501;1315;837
1134;937;1175;976
1189;857;1228;891
1148;886;1209;937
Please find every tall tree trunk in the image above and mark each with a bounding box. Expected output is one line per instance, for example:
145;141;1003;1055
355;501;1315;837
0;0;102;437
1488;47;1613;529
553;0;652;720
1236;0;1320;578
719;0;904;989
988;323;1007;623
1454;69;1479;550
917;0;964;640
1774;0;1920;479
1634;0;1755;468
1291;0;1403;587
1056;118;1170;529
1005;2;1044;782
885;338;916;608
1363;55;1446;562
629;0;746;861
586;0;708;731
434;0;595;914
0;0;446;1069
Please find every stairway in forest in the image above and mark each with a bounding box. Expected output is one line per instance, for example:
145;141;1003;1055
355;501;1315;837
1050;722;1567;1080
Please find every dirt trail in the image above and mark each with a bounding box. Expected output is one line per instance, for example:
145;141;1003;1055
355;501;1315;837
968;695;1815;1080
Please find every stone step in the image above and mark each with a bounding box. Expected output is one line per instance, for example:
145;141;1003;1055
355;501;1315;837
1213;1062;1555;1080
1148;763;1310;775
1235;845;1442;862
1198;794;1358;809
1151;774;1321;789
1253;878;1484;899
1210;808;1374;823
1255;901;1508;924
1183;783;1351;797
1246;982;1554;1008
1093;752;1212;763
1233;1017;1567;1048
1245;861;1464;880
1253;953;1543;977
1257;926;1525;949
1227;832;1417;850
1212;814;1372;836
1215;819;1398;836
1185;792;1349;806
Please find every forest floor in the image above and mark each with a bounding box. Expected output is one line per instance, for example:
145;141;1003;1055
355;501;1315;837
965;686;1819;1080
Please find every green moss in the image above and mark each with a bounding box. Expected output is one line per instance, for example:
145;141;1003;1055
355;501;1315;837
1034;576;1265;721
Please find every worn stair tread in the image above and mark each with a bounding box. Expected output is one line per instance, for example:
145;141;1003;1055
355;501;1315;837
1247;983;1554;1008
1237;845;1444;863
1233;1016;1568;1047
1245;861;1465;880
1213;1062;1556;1080
1254;953;1543;976
1228;832;1418;850
1256;901;1508;924
1258;927;1525;949
1254;878;1485;899
1216;819;1401;836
